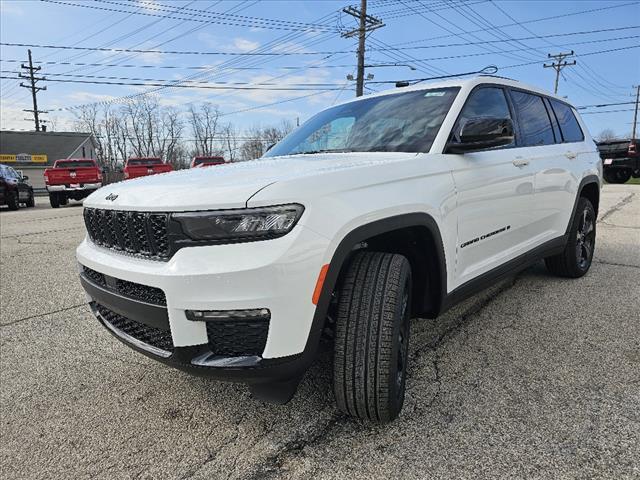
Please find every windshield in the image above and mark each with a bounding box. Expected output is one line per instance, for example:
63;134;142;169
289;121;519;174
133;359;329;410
56;160;95;168
264;87;459;157
128;158;162;166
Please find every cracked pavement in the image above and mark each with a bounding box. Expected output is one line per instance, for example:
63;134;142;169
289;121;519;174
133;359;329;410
1;185;639;479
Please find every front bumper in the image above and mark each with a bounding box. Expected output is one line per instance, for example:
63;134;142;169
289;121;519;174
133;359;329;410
47;182;102;192
77;224;331;380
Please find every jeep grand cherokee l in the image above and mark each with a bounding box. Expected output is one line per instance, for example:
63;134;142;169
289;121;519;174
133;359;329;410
77;77;601;422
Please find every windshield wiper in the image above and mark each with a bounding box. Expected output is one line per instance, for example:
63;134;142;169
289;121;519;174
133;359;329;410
294;148;356;155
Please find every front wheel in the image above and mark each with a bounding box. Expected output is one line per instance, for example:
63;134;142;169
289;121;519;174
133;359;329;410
26;191;35;208
545;197;596;278
7;191;19;210
333;251;412;423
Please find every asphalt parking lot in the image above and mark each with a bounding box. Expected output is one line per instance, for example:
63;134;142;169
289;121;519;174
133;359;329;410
1;185;638;479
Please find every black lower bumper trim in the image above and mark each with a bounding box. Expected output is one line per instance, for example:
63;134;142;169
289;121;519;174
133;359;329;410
80;274;169;330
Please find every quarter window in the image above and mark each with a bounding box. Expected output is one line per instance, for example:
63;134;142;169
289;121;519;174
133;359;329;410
510;90;555;147
550;99;584;143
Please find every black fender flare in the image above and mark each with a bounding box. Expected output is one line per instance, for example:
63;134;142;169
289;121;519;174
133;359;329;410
565;174;601;235
296;213;448;373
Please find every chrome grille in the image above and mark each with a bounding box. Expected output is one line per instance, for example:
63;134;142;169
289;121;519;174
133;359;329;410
84;208;170;260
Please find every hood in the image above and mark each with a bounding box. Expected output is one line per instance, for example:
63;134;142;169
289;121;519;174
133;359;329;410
85;152;417;211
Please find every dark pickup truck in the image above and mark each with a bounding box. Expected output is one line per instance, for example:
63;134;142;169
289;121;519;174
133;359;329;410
597;139;639;184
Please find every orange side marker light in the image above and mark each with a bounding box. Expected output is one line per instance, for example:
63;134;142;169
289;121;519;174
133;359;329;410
312;264;330;305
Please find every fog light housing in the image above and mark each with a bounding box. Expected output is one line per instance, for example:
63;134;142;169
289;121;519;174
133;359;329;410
186;308;271;322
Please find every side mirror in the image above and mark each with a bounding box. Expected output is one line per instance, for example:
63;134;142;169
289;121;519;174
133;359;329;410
21;175;29;181
446;117;514;154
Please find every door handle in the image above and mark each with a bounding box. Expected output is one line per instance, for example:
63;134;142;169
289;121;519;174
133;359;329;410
512;158;529;167
565;151;577;160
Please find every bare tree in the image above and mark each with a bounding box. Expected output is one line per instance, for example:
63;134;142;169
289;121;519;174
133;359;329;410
221;123;239;161
239;120;294;161
189;103;221;156
596;129;620;142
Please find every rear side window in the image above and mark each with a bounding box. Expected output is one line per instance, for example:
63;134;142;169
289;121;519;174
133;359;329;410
56;160;95;168
549;100;584;143
510;90;555;147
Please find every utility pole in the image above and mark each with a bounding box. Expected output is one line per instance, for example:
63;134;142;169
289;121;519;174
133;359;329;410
19;49;47;131
341;0;384;97
631;85;639;140
543;50;576;94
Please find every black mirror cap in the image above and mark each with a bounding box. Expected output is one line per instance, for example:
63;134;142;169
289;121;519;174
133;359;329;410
22;175;29;181
446;117;514;154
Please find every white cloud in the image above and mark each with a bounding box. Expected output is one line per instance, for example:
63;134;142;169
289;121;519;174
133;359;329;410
233;38;260;52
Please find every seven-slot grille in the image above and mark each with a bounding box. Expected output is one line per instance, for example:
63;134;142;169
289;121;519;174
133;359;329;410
84;208;170;260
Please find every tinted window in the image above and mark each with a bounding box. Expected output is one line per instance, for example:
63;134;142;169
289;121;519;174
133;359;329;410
454;87;514;146
264;87;460;156
511;90;555;147
550;100;584;143
128;158;162;166
56;160;96;168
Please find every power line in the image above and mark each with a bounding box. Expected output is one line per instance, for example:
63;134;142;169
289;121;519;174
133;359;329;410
577;102;637;109
41;0;339;32
0;42;345;56
580;109;635;115
389;2;640;46
1;76;345;91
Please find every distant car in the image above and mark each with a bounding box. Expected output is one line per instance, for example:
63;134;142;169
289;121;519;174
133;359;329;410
123;157;173;179
0;164;35;210
596;138;639;184
44;158;103;208
190;156;226;168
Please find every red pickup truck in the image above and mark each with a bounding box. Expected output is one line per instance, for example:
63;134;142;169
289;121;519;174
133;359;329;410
190;156;226;168
123;157;173;179
44;158;103;208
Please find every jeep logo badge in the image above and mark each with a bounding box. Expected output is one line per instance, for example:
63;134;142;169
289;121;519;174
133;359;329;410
105;193;118;201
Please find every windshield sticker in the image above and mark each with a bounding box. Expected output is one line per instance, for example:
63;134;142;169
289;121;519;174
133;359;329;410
424;91;446;97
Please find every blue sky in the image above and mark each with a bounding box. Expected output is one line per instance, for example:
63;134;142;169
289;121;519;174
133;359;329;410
1;0;639;137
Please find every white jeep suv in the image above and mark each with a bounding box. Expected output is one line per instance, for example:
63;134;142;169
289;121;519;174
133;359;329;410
77;76;601;422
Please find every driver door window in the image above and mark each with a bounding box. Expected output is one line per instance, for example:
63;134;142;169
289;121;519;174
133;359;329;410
454;87;514;148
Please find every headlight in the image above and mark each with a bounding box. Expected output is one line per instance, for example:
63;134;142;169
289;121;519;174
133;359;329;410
172;204;304;243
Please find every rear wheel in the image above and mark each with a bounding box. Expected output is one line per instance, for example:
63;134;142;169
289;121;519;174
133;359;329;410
333;251;412;423
49;193;60;208
545;197;596;278
603;169;631;184
7;191;19;210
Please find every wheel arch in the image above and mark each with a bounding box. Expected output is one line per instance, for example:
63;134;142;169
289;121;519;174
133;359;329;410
567;175;600;232
299;213;448;371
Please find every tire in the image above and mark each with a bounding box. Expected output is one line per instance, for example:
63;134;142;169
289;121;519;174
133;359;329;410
333;251;412;423
545;197;596;278
603;169;631;184
7;191;19;210
59;195;68;206
26;191;35;208
49;193;60;209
